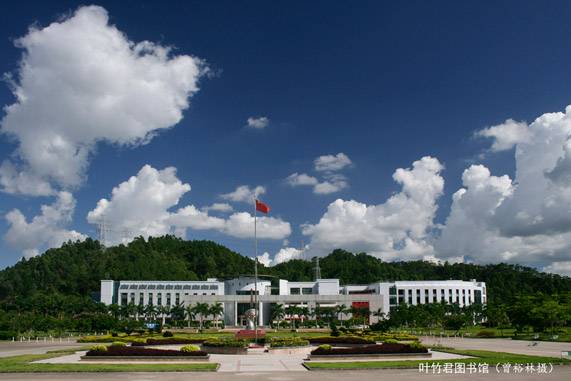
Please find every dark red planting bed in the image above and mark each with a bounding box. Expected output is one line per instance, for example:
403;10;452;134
308;337;375;345
85;346;208;357
131;338;205;346
311;343;428;356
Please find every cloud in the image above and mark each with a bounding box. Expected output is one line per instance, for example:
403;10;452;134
201;203;234;213
437;105;571;268
4;191;86;258
220;185;266;203
303;156;444;259
86;165;290;245
0;5;206;195
286;173;319;187
286;172;348;194
543;261;571;277
314;153;352;172
246;116;269;129
256;246;305;266
475;119;531;152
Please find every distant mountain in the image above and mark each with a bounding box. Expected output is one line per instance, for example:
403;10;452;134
1;236;570;305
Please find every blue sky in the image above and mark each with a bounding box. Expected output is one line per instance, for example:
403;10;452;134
2;1;571;274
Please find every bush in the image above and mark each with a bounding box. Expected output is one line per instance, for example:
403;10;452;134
202;338;248;348
131;337;208;346
180;344;200;352
85;346;207;357
311;343;428;356
89;344;107;352
0;331;17;340
111;341;126;347
383;338;399;344
307;336;375;345
269;337;309;348
162;331;174;337
318;344;332;351
111;332;118;337
330;322;340;337
476;330;496;338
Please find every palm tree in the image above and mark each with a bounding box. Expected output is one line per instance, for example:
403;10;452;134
158;305;170;326
108;304;120;320
144;304;157;322
192;303;210;331
209;303;224;329
185;305;195;328
299;306;309;327
136;304;145;321
335;305;349;327
271;304;285;330
170;303;185;327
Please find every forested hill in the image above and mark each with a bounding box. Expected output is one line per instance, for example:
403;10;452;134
1;236;570;305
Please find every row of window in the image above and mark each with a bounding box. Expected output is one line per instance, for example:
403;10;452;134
289;287;314;295
119;291;217;306
119;283;219;291
390;288;479;306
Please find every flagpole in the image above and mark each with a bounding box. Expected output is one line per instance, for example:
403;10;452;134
254;198;258;345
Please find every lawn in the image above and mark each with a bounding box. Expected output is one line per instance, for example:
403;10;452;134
397;326;571;342
0;350;218;373
303;347;571;370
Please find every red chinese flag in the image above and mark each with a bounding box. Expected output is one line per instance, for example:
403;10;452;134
255;199;270;214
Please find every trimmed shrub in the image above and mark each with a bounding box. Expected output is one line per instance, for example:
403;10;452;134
89;344;108;352
476;330;495;338
162;331;174;337
307;336;375;345
85;346;208;357
111;341;126;347
269;337;309;348
131;337;208;346
318;344;332;351
383;338;399;344
311;343;428;356
180;344;200;352
202;338;248;348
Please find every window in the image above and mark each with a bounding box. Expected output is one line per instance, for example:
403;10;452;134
120;293;128;305
389;286;397;295
156;285;165;290
211;293;216;295
175;293;180;305
290;288;300;295
302;287;313;294
174;285;182;290
398;289;404;295
193;293;197;296
148;293;153;305
130;293;135;304
201;285;209;290
139;284;147;289
139;293;144;305
165;285;173;290
183;285;191;290
157;294;162;306
166;293;171;306
129;284;137;289
192;285;200;290
209;285;218;290
119;284;129;290
148;285;156;290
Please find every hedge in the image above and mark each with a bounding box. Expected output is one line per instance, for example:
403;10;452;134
307;336;376;345
85;345;208;357
311;343;428;356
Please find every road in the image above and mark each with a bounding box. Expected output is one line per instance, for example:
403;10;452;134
0;340;81;358
0;368;570;381
420;336;571;358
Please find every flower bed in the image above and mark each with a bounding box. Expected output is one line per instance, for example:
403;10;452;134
310;342;429;358
82;345;210;361
131;337;207;346
306;336;376;345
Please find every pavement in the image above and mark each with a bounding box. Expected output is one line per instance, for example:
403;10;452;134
0;340;81;358
0;368;571;381
420;336;571;358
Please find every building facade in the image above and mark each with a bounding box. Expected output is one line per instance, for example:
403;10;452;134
100;277;486;327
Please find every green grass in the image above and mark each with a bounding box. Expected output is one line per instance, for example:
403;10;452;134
304;347;571;370
398;326;571;342
0;351;218;373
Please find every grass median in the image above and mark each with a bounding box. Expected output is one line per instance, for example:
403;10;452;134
304;348;571;370
0;350;218;373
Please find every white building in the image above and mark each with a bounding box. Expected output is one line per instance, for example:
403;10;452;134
100;277;486;327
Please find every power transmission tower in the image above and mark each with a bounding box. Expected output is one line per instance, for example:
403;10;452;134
314;257;321;280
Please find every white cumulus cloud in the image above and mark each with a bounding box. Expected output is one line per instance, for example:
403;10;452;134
314;153;352;172
256;246;306;266
4;191;86;258
0;5;206;195
303;156;444;259
437;105;571;269
220;185;266;203
201;203;234;213
475;119;531;152
87;165;290;245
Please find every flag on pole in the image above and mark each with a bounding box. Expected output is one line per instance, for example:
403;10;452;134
255;199;270;214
